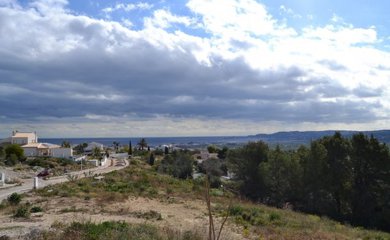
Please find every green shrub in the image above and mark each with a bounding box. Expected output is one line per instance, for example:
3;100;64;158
30;206;43;213
7;193;22;205
269;212;281;221
63;221;162;240
181;230;203;240
14;206;30;218
229;204;244;215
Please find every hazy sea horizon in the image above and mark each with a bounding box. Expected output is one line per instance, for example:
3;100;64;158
39;130;390;149
39;136;259;148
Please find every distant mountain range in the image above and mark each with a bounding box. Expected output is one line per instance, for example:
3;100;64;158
250;130;390;146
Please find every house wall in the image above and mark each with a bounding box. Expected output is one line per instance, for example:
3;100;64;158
51;148;73;158
11;134;37;145
12;137;29;145
23;147;38;157
100;155;108;166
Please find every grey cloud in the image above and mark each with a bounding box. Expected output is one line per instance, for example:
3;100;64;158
353;85;383;98
318;59;347;71
0;4;383;125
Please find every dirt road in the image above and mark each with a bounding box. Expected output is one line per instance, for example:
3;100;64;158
0;157;128;201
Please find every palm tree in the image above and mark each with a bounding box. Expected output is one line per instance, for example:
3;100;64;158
138;138;147;151
113;141;120;151
61;141;71;148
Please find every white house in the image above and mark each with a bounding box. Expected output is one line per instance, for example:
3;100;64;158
11;131;38;145
84;142;104;153
51;148;73;158
22;143;60;157
22;143;73;158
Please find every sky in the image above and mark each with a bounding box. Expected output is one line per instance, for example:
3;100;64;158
0;0;389;138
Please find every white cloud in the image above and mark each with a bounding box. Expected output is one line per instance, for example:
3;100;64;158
279;5;302;19
29;0;68;15
188;0;278;37
145;9;195;29
102;2;153;13
0;0;389;136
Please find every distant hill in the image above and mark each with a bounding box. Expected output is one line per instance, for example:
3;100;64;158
250;130;390;147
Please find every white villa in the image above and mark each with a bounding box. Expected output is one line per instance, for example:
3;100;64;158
1;131;38;145
22;143;73;158
0;130;73;158
12;131;38;145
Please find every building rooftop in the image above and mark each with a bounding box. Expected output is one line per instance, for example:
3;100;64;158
22;143;60;149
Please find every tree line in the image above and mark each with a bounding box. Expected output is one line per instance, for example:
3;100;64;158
227;132;390;231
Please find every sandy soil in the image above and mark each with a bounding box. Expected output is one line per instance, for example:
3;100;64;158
0;194;244;239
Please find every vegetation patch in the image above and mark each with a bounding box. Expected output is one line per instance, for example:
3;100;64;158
59;206;88;213
20;221;204;240
131;210;162;220
13;205;30;218
7;193;22;205
30;206;43;213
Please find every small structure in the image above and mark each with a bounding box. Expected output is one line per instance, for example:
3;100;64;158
84;142;104;154
73;155;86;162
11;131;38;145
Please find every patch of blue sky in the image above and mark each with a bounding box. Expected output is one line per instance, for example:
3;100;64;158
261;0;390;37
67;1;102;17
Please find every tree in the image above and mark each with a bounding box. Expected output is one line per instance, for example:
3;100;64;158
164;146;169;155
350;133;390;230
138;138;147;151
128;141;132;155
158;151;193;179
259;146;302;207
320;132;352;219
199;158;226;188
207;145;219;153
217;146;229;159
302;140;331;215
227;141;268;200
74;143;87;155
92;147;101;159
0;146;4;159
113;141;120;151
5;144;24;161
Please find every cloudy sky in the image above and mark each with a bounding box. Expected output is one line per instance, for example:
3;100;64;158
0;0;389;137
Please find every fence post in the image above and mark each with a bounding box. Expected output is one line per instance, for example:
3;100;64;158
34;177;39;189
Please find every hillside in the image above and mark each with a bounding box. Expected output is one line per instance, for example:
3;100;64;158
252;130;390;146
0;159;389;240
